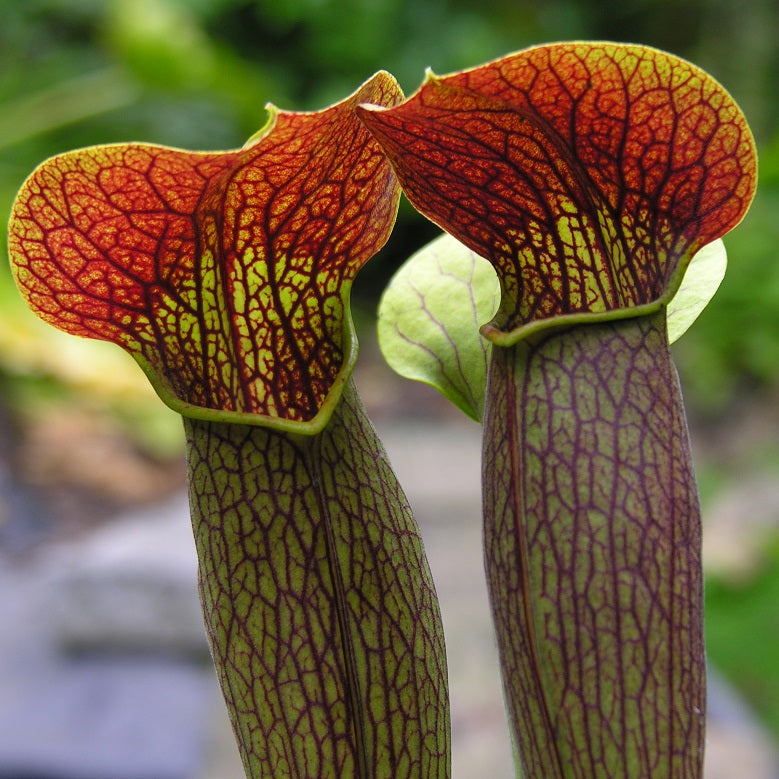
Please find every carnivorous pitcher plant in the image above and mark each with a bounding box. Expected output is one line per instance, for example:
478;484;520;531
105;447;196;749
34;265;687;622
8;38;759;779
8;73;450;778
360;42;757;777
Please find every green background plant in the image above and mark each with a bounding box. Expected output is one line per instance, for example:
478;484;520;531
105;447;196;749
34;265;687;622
1;0;777;746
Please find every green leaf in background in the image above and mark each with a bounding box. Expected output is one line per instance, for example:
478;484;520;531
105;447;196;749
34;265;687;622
667;238;727;344
377;232;499;421
379;233;726;421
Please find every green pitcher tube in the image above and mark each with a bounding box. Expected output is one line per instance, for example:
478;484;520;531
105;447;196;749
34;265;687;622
185;380;449;777
482;312;704;777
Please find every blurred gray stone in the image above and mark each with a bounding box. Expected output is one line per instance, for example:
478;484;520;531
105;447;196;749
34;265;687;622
0;654;217;779
41;493;208;656
0;540;220;779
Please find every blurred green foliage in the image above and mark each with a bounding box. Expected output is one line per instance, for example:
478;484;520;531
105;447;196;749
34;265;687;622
705;539;779;735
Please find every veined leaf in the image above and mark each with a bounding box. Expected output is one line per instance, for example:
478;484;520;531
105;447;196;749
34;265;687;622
377;233;499;420
9;71;403;433
667;238;727;343
378;232;726;419
359;43;757;344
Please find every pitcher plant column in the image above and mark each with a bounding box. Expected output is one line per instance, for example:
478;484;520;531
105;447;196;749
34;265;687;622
9;73;450;779
360;42;757;777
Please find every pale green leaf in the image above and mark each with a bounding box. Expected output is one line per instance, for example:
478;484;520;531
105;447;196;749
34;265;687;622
378;234;725;419
667;239;727;344
377;233;499;420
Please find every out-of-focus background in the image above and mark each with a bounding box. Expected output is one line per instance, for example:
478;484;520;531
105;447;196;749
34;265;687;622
0;1;777;777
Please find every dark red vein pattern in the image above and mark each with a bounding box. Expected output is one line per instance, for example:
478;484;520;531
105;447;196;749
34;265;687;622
186;381;449;778
358;43;756;336
10;72;402;423
359;44;756;775
482;312;703;777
